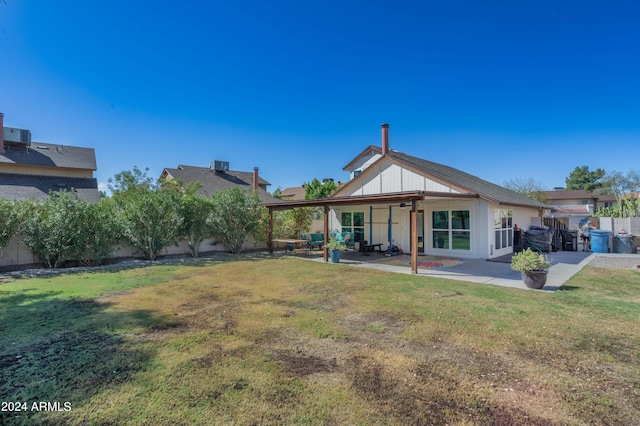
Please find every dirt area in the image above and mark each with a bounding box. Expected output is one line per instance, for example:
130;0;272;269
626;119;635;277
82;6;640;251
588;254;640;270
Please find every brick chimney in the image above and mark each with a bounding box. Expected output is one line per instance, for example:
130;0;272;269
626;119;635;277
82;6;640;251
253;167;259;191
0;113;4;154
381;123;389;155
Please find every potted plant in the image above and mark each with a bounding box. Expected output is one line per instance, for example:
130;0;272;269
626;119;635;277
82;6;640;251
510;248;551;289
325;234;347;263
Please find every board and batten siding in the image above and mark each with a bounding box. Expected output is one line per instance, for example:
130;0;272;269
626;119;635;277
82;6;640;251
341;159;469;197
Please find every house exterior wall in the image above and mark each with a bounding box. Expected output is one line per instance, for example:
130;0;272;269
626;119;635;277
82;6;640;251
331;199;531;259
340;159;467;197
349;153;382;180
0;164;93;178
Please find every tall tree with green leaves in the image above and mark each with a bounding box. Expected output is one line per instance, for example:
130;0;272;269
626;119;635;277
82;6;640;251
304;178;337;199
107;166;157;195
565;166;606;193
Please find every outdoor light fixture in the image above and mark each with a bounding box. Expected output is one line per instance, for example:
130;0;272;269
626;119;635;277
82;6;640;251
400;203;406;209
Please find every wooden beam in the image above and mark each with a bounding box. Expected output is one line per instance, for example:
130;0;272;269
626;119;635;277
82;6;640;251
268;207;274;254
411;200;418;274
324;204;329;262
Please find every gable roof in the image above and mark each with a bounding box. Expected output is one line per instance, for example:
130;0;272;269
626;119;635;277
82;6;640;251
387;151;545;208
0;172;100;203
336;149;545;209
0;142;97;171
541;189;616;202
163;165;280;203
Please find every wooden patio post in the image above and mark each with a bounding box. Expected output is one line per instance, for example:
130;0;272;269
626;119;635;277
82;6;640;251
324;204;329;262
411;199;418;274
268;207;273;254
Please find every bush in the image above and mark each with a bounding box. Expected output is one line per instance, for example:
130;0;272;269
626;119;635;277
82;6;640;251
209;187;264;254
113;188;183;260
21;191;85;268
0;199;27;250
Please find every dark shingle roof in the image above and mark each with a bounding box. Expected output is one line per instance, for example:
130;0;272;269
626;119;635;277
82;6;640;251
163;165;280;203
0;142;97;171
280;186;306;200
0;173;100;203
541;189;616;202
388;151;546;208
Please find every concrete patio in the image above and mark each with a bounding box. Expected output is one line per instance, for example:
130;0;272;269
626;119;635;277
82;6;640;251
284;249;638;291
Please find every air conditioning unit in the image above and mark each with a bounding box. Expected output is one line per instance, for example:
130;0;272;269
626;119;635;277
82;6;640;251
211;160;229;172
3;127;31;145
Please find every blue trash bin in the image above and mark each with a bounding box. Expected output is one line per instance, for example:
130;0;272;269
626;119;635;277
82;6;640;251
590;230;612;253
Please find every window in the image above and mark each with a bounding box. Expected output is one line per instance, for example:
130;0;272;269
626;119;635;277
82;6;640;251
432;210;470;250
494;209;513;250
342;212;365;242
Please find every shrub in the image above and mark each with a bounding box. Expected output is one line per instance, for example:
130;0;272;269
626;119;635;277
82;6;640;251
113;188;183;260
510;248;551;273
209;187;264;254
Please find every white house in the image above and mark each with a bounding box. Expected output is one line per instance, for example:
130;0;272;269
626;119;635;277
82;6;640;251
265;124;546;268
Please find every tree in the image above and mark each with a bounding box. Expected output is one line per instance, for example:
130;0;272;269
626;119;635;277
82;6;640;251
112;181;183;261
595;169;640;218
209;187;264;254
107;166;157;195
304;178;337;200
503;177;549;204
565;166;606;193
271;186;283;199
272;208;313;239
600;169;640;197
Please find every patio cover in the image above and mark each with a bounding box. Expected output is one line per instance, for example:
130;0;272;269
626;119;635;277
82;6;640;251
263;190;479;273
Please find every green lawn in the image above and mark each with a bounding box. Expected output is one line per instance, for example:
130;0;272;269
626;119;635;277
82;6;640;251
1;257;639;425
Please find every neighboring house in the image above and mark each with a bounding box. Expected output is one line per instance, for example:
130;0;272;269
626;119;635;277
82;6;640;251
265;124;547;260
280;186;306;201
0;113;99;203
161;161;280;203
541;189;616;229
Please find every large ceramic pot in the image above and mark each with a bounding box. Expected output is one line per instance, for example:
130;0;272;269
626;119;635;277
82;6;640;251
521;270;548;289
330;249;341;263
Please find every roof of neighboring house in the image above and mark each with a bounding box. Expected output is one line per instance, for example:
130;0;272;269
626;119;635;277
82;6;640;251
0;173;100;203
162;165;280;203
341;150;545;208
541;189;616;202
0;142;97;171
280;186;306;200
550;205;592;215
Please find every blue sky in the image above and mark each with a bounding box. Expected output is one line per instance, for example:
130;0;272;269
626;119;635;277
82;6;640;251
1;1;639;194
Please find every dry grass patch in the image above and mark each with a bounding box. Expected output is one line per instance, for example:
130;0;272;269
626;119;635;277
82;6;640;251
1;257;638;425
